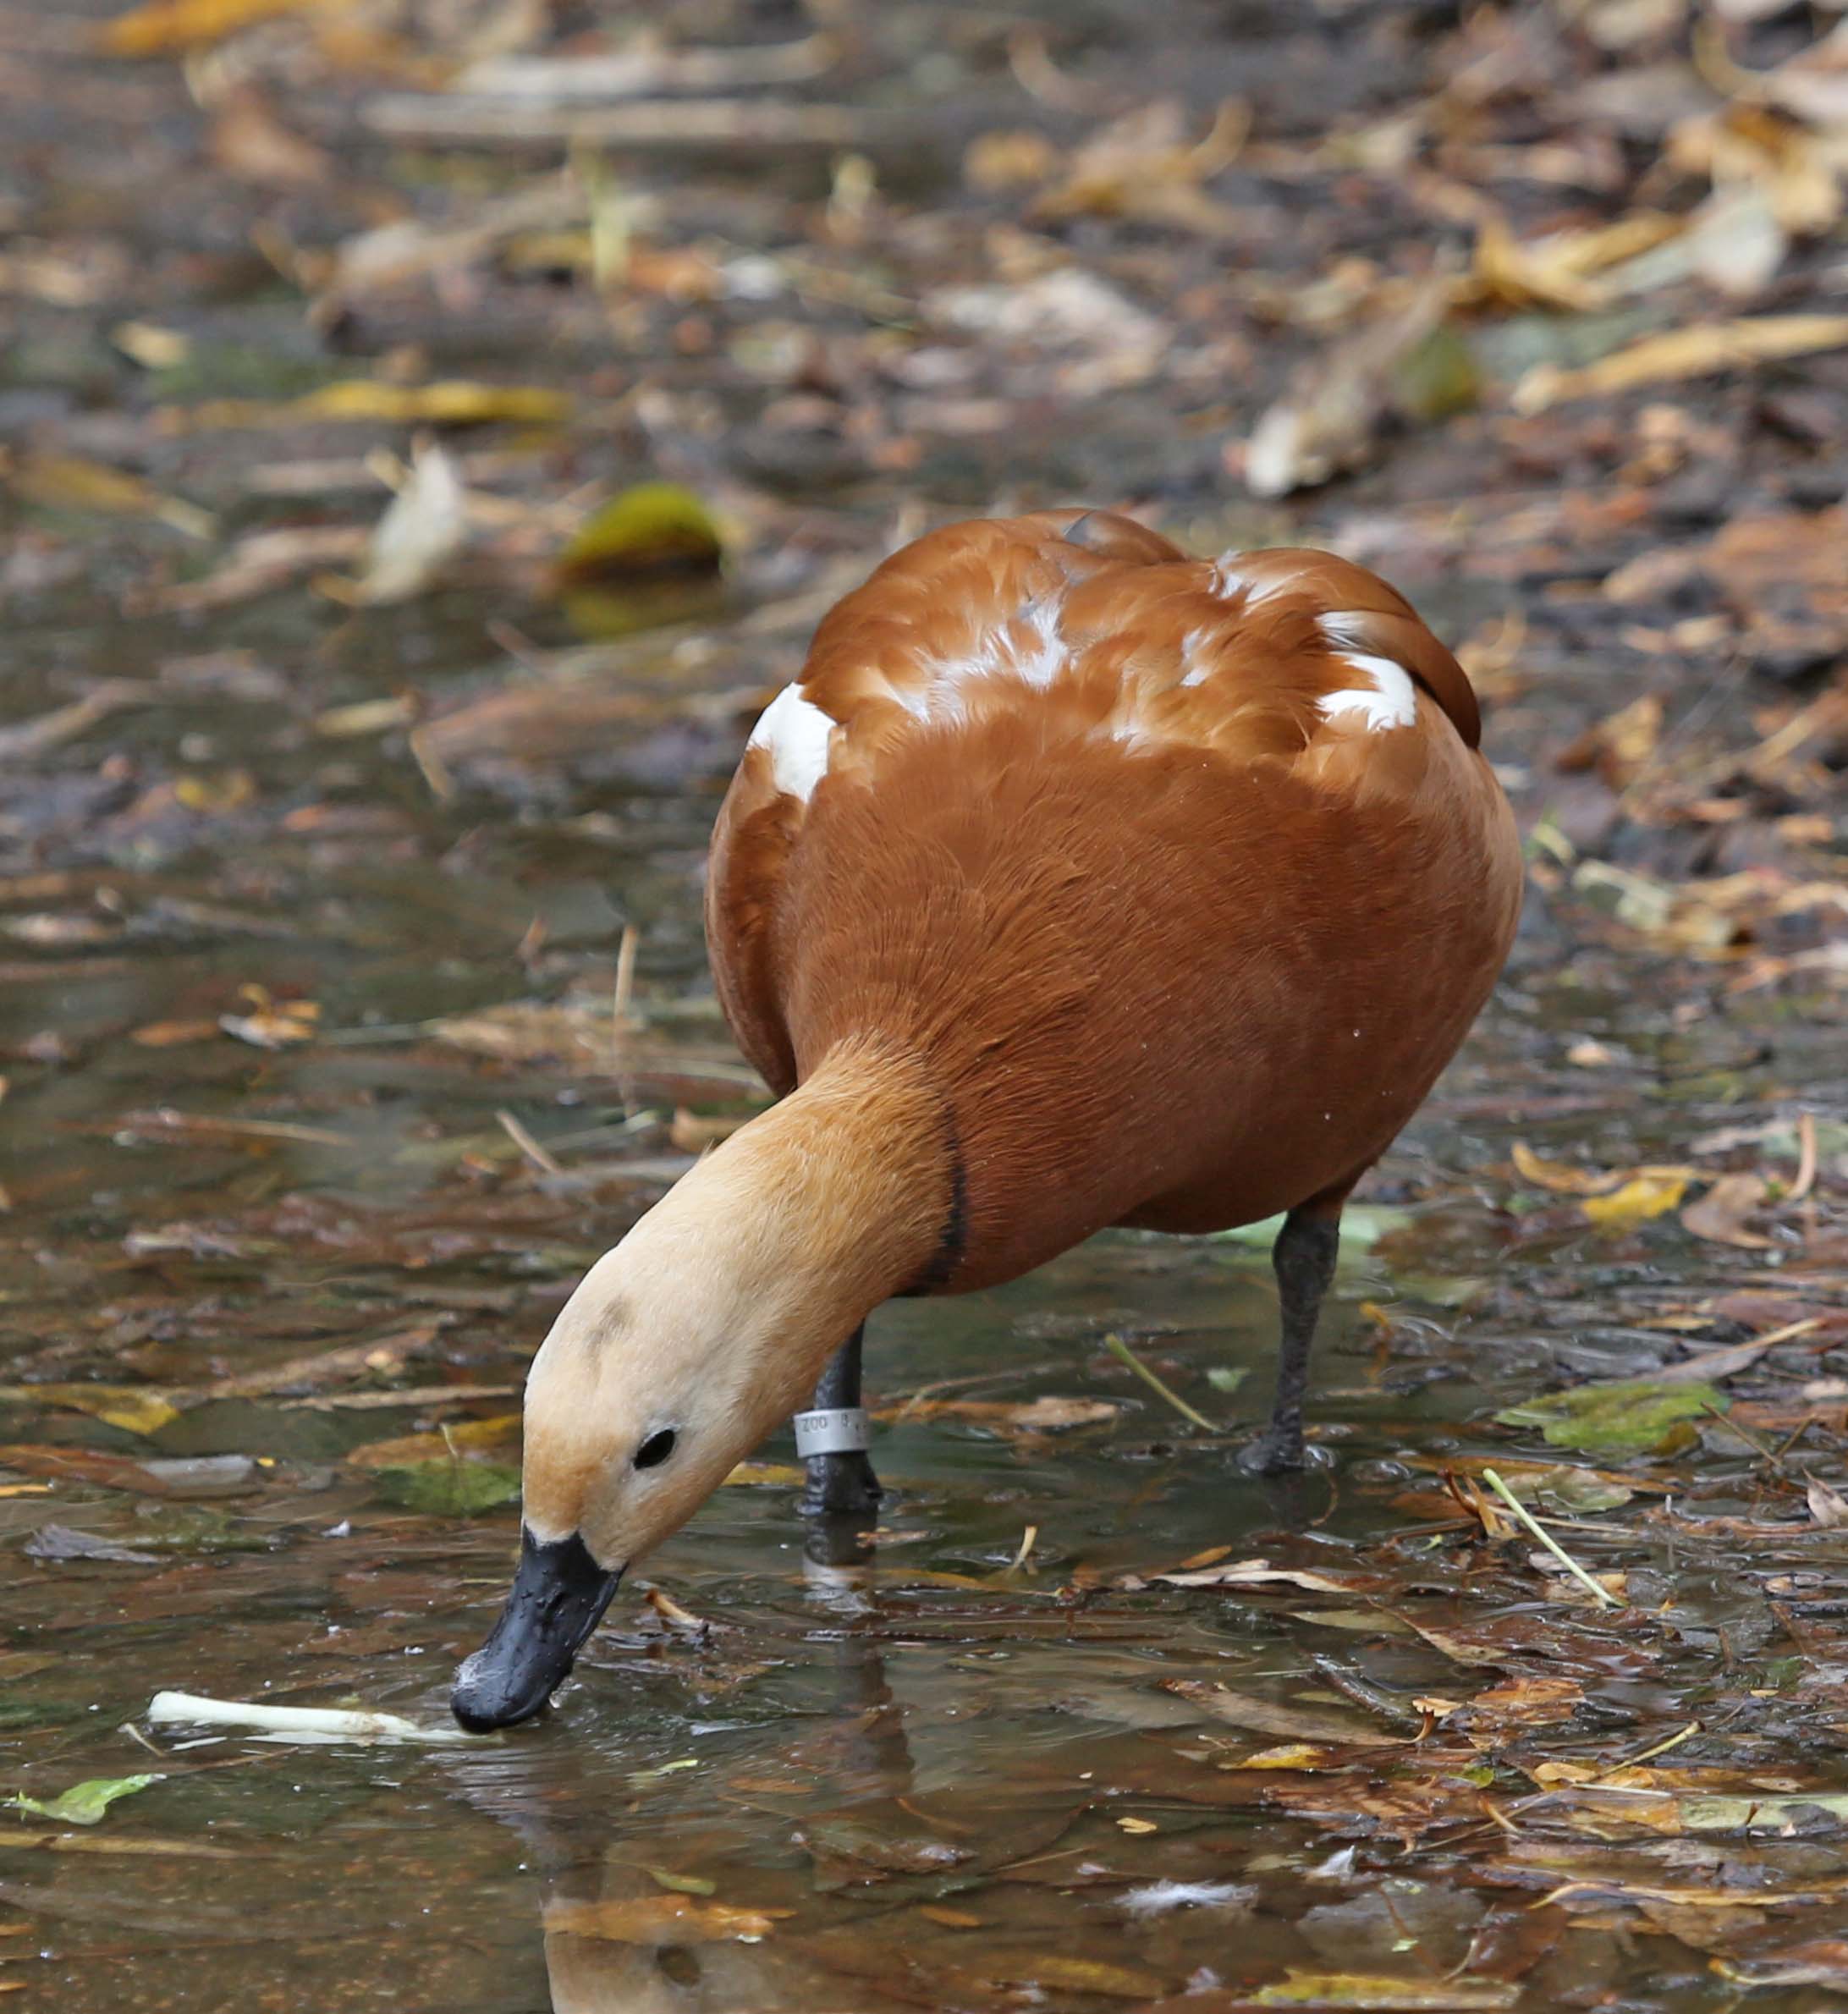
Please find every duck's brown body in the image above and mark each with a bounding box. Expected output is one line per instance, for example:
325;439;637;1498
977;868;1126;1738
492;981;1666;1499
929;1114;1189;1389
708;509;1521;1290
450;509;1522;1732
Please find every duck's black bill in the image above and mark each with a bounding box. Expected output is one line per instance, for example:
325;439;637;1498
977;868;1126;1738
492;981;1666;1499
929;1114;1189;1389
450;1529;623;1731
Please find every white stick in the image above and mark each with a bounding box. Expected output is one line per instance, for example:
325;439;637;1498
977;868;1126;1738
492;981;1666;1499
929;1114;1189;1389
147;1692;482;1743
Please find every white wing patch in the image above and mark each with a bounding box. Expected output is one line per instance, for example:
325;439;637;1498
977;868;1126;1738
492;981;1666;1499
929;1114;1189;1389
747;683;834;801
904;591;1069;718
1316;651;1418;733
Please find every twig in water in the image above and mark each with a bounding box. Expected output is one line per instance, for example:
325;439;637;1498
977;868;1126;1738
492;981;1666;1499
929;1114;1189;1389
1603;1720;1701;1775
1008;1524;1038;1572
497;1108;564;1175
1481;1467;1619;1608
147;1692;481;1744
1103;1335;1218;1433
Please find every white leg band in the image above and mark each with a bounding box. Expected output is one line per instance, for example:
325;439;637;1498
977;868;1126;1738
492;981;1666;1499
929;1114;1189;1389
794;1406;872;1458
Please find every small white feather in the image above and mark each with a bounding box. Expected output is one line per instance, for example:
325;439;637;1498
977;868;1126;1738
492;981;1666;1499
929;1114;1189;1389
746;683;834;801
1316;651;1418;733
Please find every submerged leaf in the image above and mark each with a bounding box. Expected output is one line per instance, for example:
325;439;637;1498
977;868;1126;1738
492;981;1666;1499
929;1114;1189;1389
0;1384;179;1436
543;1892;789;1944
14;1775;160;1827
1496;1378;1727;1454
1252;1973;1519;2010
371;1460;521;1515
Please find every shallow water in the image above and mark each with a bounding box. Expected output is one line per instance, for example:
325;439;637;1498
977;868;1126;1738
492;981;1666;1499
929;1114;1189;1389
5;1;1848;2005
2;571;1842;2011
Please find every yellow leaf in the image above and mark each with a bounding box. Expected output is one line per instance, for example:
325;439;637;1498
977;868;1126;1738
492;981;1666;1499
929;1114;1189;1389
9;454;215;540
1581;1173;1690;1227
555;482;723;587
167;380;569;432
722;1461;805;1487
1515;314;1848;414
346;1414;521;1470
1235;1742;1351;1771
1114;1815;1158;1834
0;1384;179;1436
100;0;350;57
993;1956;1169;2000
1254;1973;1519;2010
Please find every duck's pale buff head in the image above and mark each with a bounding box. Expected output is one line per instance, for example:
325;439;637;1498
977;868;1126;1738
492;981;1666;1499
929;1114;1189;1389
449;1044;949;1733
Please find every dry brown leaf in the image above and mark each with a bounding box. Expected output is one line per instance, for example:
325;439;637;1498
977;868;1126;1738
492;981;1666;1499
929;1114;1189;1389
1465;209;1680;312
1515;314;1848;413
1807;1477;1848;1528
1681;1172;1774;1249
883;1395;1123;1435
1242;281;1450;498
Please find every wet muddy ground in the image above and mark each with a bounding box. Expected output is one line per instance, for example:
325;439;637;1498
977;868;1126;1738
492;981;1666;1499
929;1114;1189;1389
3;1;1847;2008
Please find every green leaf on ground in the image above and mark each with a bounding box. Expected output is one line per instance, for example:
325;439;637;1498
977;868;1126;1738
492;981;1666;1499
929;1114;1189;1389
556;481;723;586
1496;1378;1727;1455
372;1461;521;1515
14;1774;161;1826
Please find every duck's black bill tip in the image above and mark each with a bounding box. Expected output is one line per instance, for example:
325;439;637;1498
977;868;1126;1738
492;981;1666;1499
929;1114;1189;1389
450;1528;623;1732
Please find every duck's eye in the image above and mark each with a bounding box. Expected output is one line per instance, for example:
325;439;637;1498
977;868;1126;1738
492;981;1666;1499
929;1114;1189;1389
634;1429;677;1471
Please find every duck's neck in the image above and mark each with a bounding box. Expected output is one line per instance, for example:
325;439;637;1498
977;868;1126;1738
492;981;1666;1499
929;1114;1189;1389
624;1037;953;1415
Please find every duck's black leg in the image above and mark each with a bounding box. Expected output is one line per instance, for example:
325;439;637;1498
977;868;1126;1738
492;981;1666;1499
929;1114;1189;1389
797;1324;882;1521
1238;1205;1341;1475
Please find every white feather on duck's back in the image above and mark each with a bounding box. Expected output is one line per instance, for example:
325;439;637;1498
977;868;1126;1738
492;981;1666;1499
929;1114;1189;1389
1316;652;1419;733
907;589;1069;718
747;683;835;802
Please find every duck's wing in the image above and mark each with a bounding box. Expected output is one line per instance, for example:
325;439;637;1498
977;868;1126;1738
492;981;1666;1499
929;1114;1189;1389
705;511;1485;1091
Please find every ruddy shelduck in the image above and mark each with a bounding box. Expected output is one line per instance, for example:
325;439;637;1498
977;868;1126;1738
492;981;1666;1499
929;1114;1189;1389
452;509;1522;1730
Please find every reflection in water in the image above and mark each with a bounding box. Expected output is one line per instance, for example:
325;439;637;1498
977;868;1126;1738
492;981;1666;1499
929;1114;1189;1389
525;1522;916;2011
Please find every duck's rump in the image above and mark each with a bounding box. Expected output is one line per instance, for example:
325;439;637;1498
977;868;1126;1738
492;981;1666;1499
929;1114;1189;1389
735;710;1520;1295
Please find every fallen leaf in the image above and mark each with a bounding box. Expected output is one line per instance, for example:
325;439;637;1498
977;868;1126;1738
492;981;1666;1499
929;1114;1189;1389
168;380;569;432
0;1384;179;1436
23;1525;161;1565
99;0;345;58
1251;1970;1519;2008
1242;281;1453;498
1807;1477;1848;1528
345;1415;521;1469
1581;1172;1690;1228
722;1461;806;1487
1511;1141;1625;1195
13;1776;160;1828
371;1461;520;1515
543;1893;789;1944
1160;1680;1400;1746
1680;1172;1774;1249
1496;1378;1726;1454
8;454;215;540
1146;1559;1379;1595
987;1955;1169;2000
1514;313;1848;413
555;481;723;586
646;1868;717;1896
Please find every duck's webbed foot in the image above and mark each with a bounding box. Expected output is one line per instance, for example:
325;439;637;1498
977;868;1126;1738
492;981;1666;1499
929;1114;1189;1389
1238;1205;1341;1477
796;1326;882;1522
